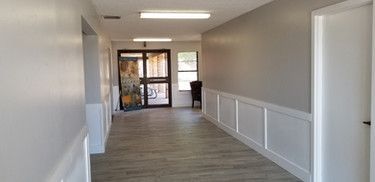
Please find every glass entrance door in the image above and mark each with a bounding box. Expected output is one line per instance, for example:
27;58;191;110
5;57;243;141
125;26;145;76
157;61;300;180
118;49;172;109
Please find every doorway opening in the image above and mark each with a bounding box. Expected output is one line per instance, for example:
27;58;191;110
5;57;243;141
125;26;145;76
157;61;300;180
118;49;172;110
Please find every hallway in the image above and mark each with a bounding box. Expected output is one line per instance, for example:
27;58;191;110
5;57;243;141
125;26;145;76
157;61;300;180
91;108;301;182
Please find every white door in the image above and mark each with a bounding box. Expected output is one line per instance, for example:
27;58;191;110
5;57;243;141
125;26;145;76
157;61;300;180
322;4;372;182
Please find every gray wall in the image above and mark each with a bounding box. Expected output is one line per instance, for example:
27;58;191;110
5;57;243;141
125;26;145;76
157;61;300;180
0;0;110;181
202;0;345;112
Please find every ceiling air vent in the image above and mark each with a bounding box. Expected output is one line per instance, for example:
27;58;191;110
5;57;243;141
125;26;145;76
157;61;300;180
102;15;121;20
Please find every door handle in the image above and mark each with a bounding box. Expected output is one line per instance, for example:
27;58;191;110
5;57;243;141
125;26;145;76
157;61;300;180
363;121;371;126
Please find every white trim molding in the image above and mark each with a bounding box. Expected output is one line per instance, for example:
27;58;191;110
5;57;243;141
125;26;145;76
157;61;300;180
202;87;312;182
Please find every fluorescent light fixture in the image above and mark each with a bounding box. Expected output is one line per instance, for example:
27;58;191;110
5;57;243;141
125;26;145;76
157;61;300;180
140;12;211;19
133;38;172;42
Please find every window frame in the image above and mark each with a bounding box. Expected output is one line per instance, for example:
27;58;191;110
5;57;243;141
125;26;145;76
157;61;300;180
177;51;199;91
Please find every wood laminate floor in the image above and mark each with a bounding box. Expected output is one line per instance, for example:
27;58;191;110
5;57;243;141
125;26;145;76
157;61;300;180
91;108;301;182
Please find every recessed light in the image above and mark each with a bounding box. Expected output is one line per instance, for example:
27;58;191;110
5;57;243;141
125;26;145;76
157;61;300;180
133;38;172;42
140;12;211;19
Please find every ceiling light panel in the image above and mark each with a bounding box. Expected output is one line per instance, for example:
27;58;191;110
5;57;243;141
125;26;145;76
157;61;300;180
133;38;172;42
140;12;211;19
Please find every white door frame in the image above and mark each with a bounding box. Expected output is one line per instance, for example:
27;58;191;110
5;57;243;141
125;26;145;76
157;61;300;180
311;0;374;182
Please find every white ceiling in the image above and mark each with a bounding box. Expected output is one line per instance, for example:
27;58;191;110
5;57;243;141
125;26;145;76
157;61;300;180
92;0;273;41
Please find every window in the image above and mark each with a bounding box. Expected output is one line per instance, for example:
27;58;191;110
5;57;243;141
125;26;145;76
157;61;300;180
178;52;198;91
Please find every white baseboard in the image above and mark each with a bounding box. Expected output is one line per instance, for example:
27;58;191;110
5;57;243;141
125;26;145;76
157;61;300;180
202;87;312;182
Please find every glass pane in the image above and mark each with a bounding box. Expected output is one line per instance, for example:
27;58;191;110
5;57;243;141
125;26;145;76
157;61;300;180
178;52;197;71
147;53;168;78
147;83;169;105
178;72;197;90
138;59;143;78
120;53;142;58
120;53;143;78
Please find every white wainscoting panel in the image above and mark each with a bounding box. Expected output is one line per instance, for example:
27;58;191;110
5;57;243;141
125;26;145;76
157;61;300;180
86;104;103;153
267;110;311;171
202;87;312;182
104;96;112;136
219;96;236;130
86;102;111;154
63;135;89;182
238;101;265;147
102;101;107;144
102;95;112;143
47;127;91;182
205;91;219;121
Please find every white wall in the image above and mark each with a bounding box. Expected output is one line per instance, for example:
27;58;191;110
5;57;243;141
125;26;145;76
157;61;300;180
0;0;110;181
203;88;312;182
111;41;202;107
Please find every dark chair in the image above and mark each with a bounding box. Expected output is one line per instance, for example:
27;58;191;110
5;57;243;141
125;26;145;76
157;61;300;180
190;81;202;108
